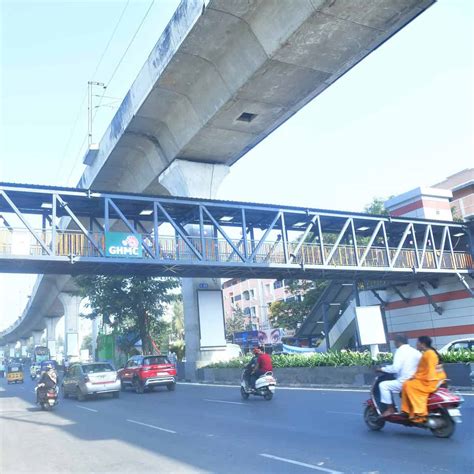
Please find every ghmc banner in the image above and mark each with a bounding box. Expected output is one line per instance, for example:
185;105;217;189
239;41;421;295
105;232;143;258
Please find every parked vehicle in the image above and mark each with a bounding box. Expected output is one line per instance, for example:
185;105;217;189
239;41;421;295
62;362;120;401
118;355;177;394
36;386;59;411
6;364;24;384
364;374;463;438
240;369;276;401
439;338;474;354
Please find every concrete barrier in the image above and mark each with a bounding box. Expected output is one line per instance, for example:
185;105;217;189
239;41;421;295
198;363;472;388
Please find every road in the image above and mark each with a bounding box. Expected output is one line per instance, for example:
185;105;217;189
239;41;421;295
1;376;473;473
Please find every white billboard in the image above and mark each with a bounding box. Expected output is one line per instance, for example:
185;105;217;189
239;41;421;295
355;305;387;346
197;290;226;350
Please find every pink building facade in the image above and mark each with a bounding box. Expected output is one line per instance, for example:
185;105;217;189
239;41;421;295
222;278;291;330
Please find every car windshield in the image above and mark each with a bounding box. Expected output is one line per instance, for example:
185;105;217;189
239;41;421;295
82;363;114;374
143;356;170;366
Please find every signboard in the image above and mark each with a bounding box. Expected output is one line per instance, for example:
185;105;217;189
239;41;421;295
258;328;284;345
233;331;259;347
105;232;142;258
355;306;387;346
197;290;226;350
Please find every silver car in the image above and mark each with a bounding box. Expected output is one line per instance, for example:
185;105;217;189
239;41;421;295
62;362;120;400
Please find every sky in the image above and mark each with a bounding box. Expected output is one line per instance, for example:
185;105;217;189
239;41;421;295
0;0;473;330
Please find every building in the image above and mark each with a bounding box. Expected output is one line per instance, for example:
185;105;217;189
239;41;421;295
433;168;474;221
222;278;291;330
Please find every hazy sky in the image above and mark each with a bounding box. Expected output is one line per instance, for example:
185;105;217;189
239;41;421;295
0;0;472;329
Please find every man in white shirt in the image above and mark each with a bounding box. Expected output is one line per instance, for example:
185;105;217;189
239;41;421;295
378;334;421;417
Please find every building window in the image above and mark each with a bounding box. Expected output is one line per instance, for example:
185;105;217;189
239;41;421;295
250;307;256;317
234;294;242;302
273;280;283;289
243;307;251;316
243;290;250;301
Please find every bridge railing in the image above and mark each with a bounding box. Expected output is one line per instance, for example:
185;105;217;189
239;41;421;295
1;227;472;271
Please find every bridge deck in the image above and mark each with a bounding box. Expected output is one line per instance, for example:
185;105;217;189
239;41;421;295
0;182;472;280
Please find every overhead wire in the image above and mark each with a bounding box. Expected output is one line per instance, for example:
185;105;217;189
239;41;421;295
57;0;131;184
66;0;156;186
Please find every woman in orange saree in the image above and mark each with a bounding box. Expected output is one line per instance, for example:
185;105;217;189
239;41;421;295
401;336;446;423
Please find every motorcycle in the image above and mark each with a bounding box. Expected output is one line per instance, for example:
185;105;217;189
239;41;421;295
36;385;59;411
364;374;463;438
240;370;276;401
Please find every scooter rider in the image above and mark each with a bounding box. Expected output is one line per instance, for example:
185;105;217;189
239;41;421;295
377;334;421;417
243;349;259;389
250;346;273;388
37;363;57;401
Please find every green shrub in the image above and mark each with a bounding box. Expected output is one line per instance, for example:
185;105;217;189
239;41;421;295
205;349;474;369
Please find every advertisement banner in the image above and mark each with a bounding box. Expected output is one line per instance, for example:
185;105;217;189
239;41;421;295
105;232;142;258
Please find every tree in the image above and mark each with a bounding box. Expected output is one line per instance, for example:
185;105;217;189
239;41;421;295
364;197;390;216
269;280;328;331
225;306;248;339
81;335;93;354
170;300;184;342
75;275;179;355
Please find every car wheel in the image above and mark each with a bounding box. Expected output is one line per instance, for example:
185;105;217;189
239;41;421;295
112;391;120;399
120;380;127;392
167;382;176;392
134;379;145;394
76;387;85;401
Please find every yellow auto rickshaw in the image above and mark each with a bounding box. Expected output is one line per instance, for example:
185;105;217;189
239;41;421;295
6;364;24;384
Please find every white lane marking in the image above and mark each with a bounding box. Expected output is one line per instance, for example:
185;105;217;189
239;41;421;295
327;411;360;416
75;405;98;412
260;454;343;474
204;398;246;406
179;382;474;396
126;419;176;434
179;382;365;393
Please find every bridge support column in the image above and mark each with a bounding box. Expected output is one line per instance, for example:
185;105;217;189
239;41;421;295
58;293;82;360
31;330;43;347
160;160;229;380
19;338;29;358
45;317;60;359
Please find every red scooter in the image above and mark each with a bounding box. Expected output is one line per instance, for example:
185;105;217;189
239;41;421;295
364;374;463;438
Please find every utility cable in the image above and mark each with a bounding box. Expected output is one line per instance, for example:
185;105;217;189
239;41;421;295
56;0;131;183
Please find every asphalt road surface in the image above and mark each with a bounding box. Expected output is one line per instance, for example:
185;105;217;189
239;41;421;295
1;376;473;473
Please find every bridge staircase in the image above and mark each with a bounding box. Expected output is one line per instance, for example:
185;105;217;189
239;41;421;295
296;281;356;350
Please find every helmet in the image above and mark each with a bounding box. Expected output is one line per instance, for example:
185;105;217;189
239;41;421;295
45;363;53;370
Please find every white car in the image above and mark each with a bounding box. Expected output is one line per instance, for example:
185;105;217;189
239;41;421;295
62;362;120;400
439;338;474;354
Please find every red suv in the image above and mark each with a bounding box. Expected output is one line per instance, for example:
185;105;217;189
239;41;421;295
118;355;177;394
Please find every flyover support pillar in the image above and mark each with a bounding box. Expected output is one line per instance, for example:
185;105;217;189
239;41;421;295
159;160;229;380
19;338;29;358
45;317;60;359
32;330;43;347
58;293;82;360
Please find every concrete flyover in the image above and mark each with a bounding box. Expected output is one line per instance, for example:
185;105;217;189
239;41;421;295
0;0;436;371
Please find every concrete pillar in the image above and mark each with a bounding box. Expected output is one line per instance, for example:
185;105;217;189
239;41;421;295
45;317;60;359
159;160;229;380
31;330;43;347
20;338;29;358
58;293;82;359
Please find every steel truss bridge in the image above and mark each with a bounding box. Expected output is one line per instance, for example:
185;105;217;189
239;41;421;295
0;182;473;282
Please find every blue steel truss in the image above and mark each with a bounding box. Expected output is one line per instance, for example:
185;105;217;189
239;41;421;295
0;182;472;282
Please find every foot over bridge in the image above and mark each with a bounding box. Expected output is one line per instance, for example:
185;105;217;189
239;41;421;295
0;182;473;281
